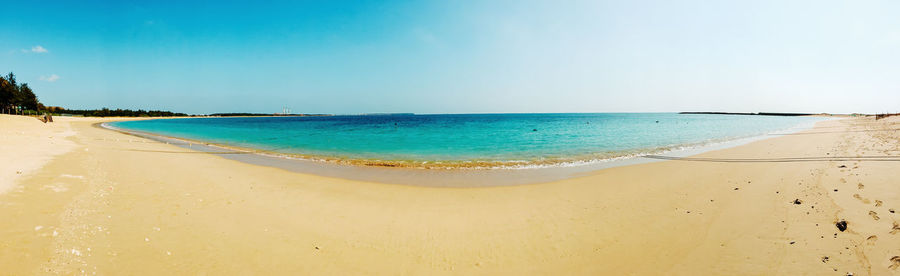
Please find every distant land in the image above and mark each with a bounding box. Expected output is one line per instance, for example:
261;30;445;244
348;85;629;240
208;113;333;117
679;112;818;116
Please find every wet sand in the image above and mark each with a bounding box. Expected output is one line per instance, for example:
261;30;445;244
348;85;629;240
1;114;899;274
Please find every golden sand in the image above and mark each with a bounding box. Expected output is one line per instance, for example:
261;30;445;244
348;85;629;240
1;114;899;275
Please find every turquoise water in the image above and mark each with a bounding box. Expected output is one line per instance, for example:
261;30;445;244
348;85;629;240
109;113;824;168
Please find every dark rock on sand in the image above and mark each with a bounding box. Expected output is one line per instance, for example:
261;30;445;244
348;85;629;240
836;220;848;232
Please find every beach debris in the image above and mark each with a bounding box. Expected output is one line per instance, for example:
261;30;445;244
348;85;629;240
892;223;900;235
34;226;43;231
314;246;320;250
71;248;81;256
838;165;847;168
793;199;802;205
890;209;895;213
834;189;838;192
822;256;829;263
789;241;795;244
167;251;172;256
532;129;538;132
734;187;739;190
836;220;848;232
16;171;22;174
53;230;58;237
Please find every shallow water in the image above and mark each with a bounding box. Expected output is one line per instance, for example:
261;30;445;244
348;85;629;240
109;113;824;168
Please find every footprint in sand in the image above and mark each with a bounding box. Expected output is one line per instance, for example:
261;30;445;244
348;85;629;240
891;256;900;270
874;200;882;207
840;178;847;184
865;235;878;246
868;211;880;220
853;194;872;204
891;223;900;235
858;183;865;189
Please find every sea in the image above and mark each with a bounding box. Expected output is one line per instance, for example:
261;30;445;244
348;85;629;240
108;113;825;169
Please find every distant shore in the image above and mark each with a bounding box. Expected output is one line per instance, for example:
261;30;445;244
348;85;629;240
679;111;818;116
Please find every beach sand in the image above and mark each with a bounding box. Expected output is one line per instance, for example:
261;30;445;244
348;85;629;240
1;114;898;275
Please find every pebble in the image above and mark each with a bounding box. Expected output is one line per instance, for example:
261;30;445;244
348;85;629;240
836;220;848;232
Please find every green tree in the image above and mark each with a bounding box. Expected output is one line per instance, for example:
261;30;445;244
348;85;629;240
0;73;17;112
18;83;39;110
0;72;42;112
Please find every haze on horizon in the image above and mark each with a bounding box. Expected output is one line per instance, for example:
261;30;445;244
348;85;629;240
2;0;898;115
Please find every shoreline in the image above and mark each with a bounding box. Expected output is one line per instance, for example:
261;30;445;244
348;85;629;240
2;114;899;274
98;117;828;187
103;116;822;165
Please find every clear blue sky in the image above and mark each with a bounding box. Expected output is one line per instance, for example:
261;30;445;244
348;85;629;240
2;0;899;114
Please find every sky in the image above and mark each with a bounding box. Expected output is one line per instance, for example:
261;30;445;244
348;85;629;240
2;0;899;115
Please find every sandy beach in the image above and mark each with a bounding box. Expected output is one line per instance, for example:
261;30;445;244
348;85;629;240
1;114;899;275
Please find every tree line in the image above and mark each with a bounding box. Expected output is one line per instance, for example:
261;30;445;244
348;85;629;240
1;71;186;117
0;72;39;113
54;108;186;117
